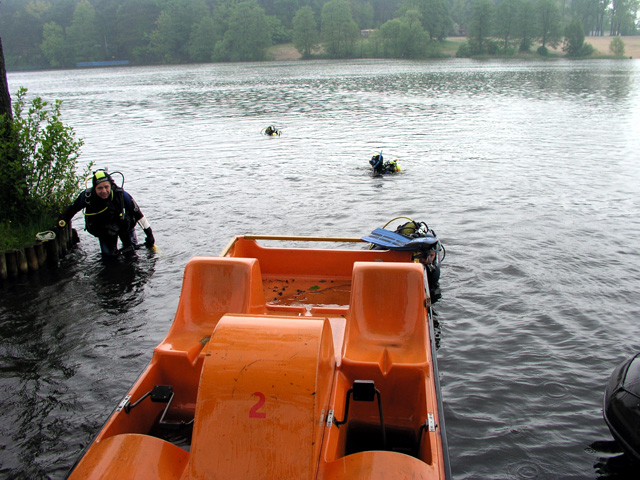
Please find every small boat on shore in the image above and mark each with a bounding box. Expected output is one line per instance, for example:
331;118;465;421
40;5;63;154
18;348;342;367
603;352;640;463
68;234;450;479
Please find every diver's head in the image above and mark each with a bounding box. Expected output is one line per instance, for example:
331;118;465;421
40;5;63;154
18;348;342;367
370;153;382;166
414;244;438;266
92;170;113;199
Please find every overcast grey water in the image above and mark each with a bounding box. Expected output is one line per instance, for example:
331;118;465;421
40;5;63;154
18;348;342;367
2;58;640;479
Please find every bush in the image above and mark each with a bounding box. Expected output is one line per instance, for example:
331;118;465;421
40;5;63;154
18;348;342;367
455;41;472;57
9;88;90;216
0;87;91;247
578;42;594;57
537;45;548;56
610;37;625;57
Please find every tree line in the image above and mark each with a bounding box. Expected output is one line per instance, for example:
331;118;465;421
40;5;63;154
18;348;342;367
1;0;639;68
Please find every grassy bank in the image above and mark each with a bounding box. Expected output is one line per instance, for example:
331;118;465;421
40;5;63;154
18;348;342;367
0;215;57;251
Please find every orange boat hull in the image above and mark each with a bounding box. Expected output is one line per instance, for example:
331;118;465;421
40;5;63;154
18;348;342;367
69;236;450;479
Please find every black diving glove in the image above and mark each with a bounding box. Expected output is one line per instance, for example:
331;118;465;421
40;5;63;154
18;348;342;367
144;227;155;248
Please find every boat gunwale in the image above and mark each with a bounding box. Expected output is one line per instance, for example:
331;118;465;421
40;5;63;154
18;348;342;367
220;235;365;257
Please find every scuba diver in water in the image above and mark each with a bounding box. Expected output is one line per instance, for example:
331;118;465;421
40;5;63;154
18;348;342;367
57;169;155;257
414;245;442;303
395;220;443;303
369;153;401;175
263;125;281;136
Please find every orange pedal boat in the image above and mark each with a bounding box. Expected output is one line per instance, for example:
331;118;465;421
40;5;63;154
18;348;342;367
68;235;451;479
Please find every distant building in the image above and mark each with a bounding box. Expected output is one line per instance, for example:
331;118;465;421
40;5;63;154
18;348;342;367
360;29;375;38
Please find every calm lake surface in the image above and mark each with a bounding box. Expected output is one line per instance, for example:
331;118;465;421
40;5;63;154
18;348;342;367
2;58;640;479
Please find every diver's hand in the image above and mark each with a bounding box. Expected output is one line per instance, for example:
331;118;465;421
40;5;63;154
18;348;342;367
144;227;155;248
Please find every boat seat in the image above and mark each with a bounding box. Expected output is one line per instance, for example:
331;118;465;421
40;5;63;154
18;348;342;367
319;450;440;480
67;433;188;479
154;257;266;363
342;262;429;374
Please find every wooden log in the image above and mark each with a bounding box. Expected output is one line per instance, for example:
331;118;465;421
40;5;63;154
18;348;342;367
16;248;28;274
5;250;18;277
34;242;46;267
25;244;39;271
0;252;7;281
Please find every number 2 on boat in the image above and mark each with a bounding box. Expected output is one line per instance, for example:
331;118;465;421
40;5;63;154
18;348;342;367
250;392;267;418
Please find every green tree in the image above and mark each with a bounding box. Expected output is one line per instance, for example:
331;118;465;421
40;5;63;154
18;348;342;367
562;17;585;56
378;10;427;58
274;0;301;29
609;36;626;56
495;0;521;51
293;6;320;58
423;0;453;40
349;0;375;29
516;0;537;51
536;0;562;52
1;35;27;224
398;0;452;40
113;0;162;63
148;0;209;63
321;0;360;57
41;22;68;68
214;1;271;61
189;17;218;62
65;0;99;63
467;0;494;54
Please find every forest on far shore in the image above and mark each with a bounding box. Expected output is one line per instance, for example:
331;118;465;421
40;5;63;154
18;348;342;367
1;0;639;69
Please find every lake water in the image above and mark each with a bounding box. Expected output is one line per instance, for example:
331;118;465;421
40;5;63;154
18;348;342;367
2;58;640;479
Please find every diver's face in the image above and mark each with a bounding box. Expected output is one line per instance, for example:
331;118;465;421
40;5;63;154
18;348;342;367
95;182;111;199
419;250;436;265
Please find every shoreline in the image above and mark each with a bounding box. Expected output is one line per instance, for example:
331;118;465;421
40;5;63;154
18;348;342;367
269;36;640;61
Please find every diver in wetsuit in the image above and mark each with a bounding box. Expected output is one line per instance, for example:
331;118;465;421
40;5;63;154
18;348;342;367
264;125;280;136
58;170;155;257
370;153;385;175
414;246;442;303
395;220;442;303
369;153;401;174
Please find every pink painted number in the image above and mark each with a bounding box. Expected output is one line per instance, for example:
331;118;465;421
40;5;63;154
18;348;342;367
250;392;266;418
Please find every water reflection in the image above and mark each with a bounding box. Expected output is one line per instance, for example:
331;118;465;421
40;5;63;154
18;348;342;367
93;251;157;316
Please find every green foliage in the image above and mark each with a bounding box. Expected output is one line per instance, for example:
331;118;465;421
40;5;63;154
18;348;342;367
188;17;218;63
293;6;320;58
578;42;594;56
517;0;537;52
213;1;272;62
148;0;210;64
536;0;562;49
495;0;520;50
609;37;626;56
66;0;99;63
563;18;585;57
0;211;58;251
467;0;494;53
0;88;90;224
2;0;637;66
267;15;291;44
455;40;472;57
41;22;68;68
321;0;360;57
378;10;428;58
